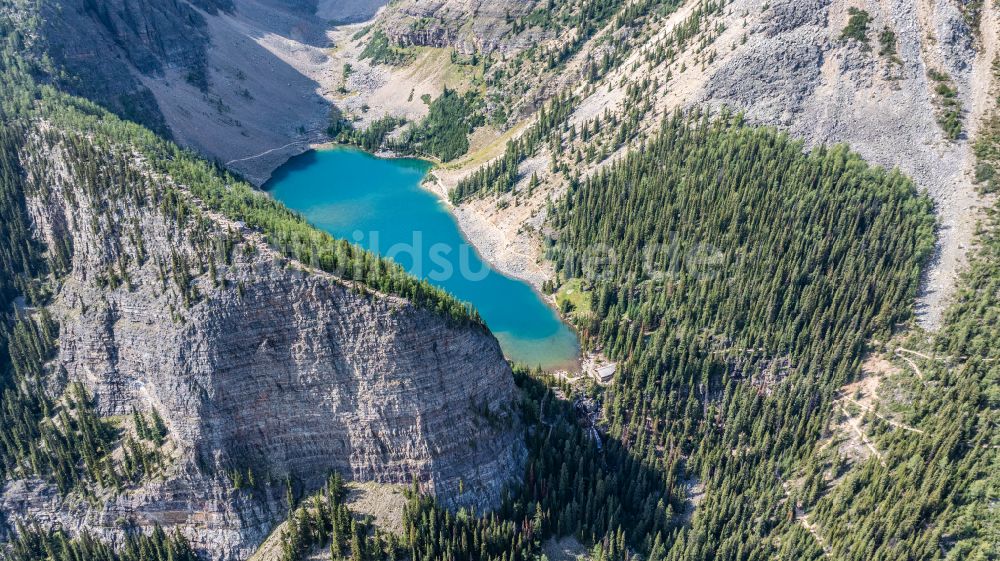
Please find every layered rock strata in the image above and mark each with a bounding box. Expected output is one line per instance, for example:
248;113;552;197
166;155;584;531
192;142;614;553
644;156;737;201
1;128;524;560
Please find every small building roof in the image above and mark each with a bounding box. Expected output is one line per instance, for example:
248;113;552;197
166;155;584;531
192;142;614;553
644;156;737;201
595;363;617;381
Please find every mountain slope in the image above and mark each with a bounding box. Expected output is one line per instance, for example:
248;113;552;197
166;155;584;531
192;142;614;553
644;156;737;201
1;1;996;560
0;8;524;559
333;1;997;559
412;0;988;330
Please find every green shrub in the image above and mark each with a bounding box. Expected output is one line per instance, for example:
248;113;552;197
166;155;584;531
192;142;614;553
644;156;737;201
359;30;412;66
878;26;901;64
928;69;964;140
841;7;871;45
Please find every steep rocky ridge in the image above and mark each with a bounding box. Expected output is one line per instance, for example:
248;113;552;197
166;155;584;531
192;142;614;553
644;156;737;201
139;0;336;185
0;122;524;560
39;0;234;136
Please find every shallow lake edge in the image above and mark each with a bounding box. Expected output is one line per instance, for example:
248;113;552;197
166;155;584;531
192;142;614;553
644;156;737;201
263;143;583;373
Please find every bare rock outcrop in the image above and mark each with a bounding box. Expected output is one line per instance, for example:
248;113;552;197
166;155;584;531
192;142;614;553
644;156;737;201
31;0;337;185
1;127;525;560
375;0;548;54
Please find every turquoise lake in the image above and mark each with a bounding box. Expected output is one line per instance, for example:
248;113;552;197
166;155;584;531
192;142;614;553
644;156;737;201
265;146;580;370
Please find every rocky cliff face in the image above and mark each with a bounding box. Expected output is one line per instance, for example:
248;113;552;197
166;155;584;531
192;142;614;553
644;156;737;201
0;127;524;560
32;0;335;184
375;0;547;54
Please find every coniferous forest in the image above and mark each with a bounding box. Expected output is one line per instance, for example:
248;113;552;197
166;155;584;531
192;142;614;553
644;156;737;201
173;110;990;561
0;2;996;561
7;525;198;561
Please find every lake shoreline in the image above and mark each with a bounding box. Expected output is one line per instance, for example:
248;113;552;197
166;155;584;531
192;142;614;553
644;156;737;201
416;173;584;374
268;145;582;372
419;170;555;292
306;142;560;302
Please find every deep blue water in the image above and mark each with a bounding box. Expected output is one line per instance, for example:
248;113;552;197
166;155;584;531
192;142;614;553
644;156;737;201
265;146;580;370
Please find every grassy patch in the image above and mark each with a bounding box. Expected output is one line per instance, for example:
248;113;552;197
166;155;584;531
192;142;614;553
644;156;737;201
878;26;902;65
555;278;592;319
406;46;485;94
442;119;530;171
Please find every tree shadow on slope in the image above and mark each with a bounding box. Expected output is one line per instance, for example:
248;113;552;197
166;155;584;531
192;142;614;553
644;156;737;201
397;367;683;561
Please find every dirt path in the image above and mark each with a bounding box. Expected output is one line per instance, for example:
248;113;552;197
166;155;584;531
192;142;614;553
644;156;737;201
896;346;997;363
781;479;832;557
894;348;928;381
839;395;925;434
225;140;312;166
895;347;944;362
834;353;924;452
838;404;887;467
798;510;832;558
